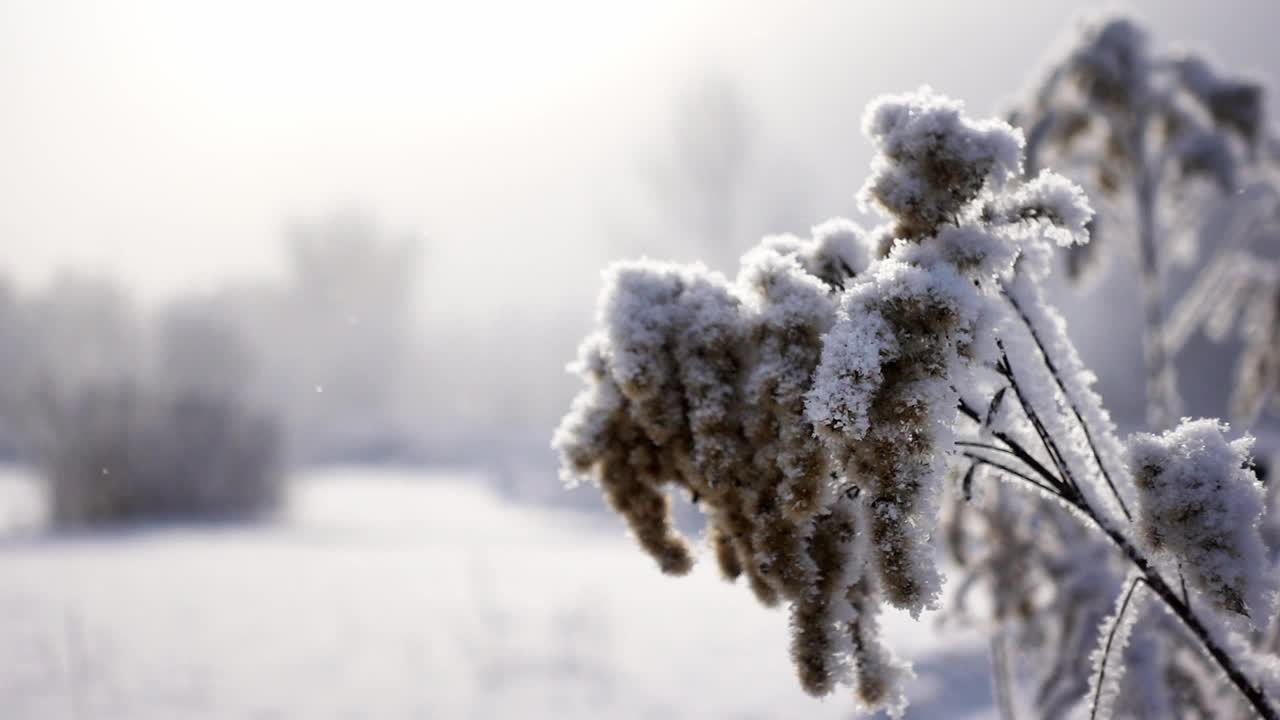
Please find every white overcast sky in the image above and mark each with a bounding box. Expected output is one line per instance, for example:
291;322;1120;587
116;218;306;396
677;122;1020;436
2;0;1278;316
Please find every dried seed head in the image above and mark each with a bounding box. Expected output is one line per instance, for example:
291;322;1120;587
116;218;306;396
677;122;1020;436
555;87;1098;718
709;522;743;581
1067;16;1149;112
860;87;1023;238
847;577;914;719
1128;419;1276;625
808;257;983;614
790;502;864;696
1178;55;1265;147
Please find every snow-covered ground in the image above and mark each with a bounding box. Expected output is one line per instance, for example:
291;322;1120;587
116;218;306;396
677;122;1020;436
0;466;995;719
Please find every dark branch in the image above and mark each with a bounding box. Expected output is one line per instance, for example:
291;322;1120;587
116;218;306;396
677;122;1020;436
955;440;1024;462
960;390;1278;719
961;451;1063;498
996;343;1084;503
957;398;1069;495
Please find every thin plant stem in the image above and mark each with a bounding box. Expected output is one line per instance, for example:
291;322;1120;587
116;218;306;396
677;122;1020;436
962;452;1060;497
957;399;1068;494
1003;289;1132;521
955;440;1026;462
1135;163;1175;430
995;344;1085;503
991;626;1018;720
1089;576;1145;720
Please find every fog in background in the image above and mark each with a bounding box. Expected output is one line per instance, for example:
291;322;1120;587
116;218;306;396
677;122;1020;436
2;2;1278;481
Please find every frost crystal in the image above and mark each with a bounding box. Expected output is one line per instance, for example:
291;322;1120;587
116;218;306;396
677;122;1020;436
994;171;1094;247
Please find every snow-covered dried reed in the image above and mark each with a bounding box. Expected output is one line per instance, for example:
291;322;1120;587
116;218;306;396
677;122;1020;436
555;87;1280;718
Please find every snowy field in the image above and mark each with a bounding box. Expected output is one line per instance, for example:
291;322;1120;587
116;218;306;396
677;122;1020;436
0;466;995;719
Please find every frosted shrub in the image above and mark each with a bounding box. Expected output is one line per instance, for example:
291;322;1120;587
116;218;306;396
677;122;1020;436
28;305;284;526
39;381;282;526
555;88;1280;718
